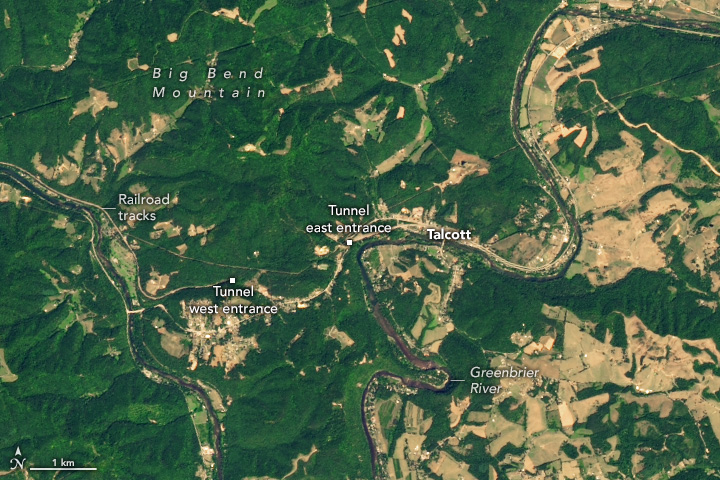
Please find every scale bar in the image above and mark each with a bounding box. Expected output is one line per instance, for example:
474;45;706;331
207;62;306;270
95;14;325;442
30;468;97;471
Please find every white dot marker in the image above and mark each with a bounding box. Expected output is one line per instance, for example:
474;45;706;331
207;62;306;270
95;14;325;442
346;239;353;246
229;277;236;284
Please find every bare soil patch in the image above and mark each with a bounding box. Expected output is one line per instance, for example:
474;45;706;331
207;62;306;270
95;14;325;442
383;49;396;68
282;445;318;479
0;183;23;205
334;95;389;147
158;327;190;358
0;349;18;383
435;149;489;191
325;326;355;348
272;136;293;156
429;451;478;480
104;113;175;165
281;66;342;95
392;25;407;46
32;149;82;187
146;267;173;295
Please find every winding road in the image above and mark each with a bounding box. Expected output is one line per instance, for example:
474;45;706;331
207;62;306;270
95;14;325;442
0;164;226;480
4;7;718;479
356;5;720;477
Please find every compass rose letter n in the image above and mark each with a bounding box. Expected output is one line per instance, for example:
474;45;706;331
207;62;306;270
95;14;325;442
10;447;26;470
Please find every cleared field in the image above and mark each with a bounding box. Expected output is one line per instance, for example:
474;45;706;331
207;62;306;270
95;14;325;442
446;303;720;478
0;349;18;383
70;88;118;120
325;325;355;348
435;149;490;191
429;451;478;480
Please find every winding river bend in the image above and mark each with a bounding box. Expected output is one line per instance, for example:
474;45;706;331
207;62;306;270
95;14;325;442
1;16;584;471
356;241;454;477
351;7;587;475
354;6;720;478
0;10;590;479
8;9;702;472
0;165;226;480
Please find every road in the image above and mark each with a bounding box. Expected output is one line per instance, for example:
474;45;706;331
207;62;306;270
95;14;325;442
5;9;718;479
356;241;452;478
357;4;720;477
0;164;226;480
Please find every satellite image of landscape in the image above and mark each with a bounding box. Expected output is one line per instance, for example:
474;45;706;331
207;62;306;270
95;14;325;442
7;0;720;478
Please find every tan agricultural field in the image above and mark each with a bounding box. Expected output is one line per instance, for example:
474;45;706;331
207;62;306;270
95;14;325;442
158;327;190;358
683;216;720;276
526;397;547;435
429;451;478;480
446;305;720;477
619;393;674;418
435;149;489;191
146;267;173;295
325;326;355;348
578;214;666;285
574;155;645;208
70;88;118;120
280;65;342;95
449;396;470;429
0;349;18;383
486;412;526;456
545;47;603;93
568;134;686;286
493;233;545;265
528;431;567;466
570;393;609;424
404;401;432;435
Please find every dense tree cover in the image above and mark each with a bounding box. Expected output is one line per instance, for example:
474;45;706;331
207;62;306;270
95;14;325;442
451;265;719;352
0;204;198;478
582;26;720;99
